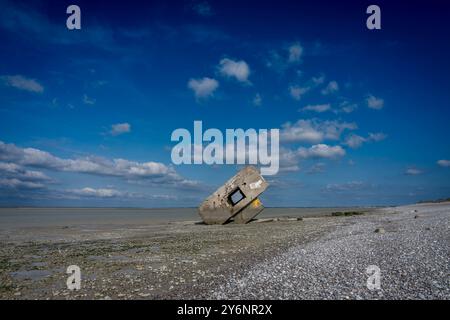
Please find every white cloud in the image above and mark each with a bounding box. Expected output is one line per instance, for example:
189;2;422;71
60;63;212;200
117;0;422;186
0;140;197;187
68;187;124;198
218;58;250;83
297;144;345;159
289;85;309;101
62;187;179;201
0;161;51;181
405;167;423;175
188;77;219;99
437;159;450;167
344;134;366;149
280;120;323;143
301;104;331;113
288;43;303;63
321;81;339;95
320;120;357;140
344;132;387;149
338;101;358;113
367;94;384;109
0;178;44;189
110;123;131;136
278;143;345;173
253;93;262;106
83;94;96;105
1;75;44;93
280;119;357;143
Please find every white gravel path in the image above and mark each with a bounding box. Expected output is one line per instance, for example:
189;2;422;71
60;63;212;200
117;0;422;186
210;203;450;299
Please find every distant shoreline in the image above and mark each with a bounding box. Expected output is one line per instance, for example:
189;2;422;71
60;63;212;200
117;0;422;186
0;205;386;209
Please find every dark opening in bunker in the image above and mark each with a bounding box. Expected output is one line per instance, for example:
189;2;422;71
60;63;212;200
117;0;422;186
229;188;245;206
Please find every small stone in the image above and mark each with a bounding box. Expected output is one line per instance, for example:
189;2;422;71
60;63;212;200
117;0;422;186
138;293;151;297
374;228;385;234
254;218;274;223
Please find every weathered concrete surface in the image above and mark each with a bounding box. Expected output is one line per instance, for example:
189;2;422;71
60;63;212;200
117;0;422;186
198;166;268;224
234;198;265;224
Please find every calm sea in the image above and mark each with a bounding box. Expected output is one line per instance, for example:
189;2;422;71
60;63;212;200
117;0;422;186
0;207;372;229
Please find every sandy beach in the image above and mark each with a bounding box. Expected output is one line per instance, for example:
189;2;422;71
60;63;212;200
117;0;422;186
0;203;448;300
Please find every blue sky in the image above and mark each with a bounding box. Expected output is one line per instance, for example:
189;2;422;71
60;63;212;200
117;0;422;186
0;0;449;207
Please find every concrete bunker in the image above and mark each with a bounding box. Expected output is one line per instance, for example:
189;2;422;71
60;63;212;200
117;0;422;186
198;166;268;225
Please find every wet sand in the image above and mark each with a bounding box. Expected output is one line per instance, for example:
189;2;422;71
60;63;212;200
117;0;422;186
0;204;447;300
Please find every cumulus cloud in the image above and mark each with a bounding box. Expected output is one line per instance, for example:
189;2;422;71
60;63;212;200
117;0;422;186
301;104;331;113
280;120;323;143
0;162;51;181
110;123;131;136
188;77;219;99
218;58;250;83
0;161;51;192
288;43;303;63
297;144;345;159
437;159;450;167
289;85;309;101
321;81;339;95
344;134;366;149
277;143;345;173
0;140;197;187
338;101;358;113
62;187;178;201
367;94;384;109
1;75;44;93
0;178;44;189
344;132;387;149
67;187;125;198
322;122;354;140
280;119;357;143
